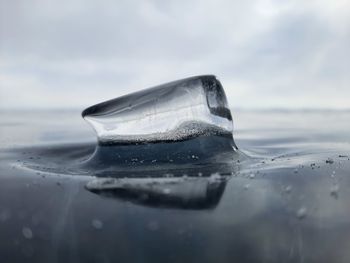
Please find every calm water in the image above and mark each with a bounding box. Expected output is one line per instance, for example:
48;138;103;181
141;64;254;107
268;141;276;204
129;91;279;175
0;109;350;263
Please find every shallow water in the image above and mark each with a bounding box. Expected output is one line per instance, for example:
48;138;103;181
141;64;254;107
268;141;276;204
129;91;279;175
0;109;350;262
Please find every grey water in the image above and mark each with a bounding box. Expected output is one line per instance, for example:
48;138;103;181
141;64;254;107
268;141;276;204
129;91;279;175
1;109;350;262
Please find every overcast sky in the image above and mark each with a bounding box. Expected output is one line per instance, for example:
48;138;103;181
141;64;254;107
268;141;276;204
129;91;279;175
1;0;349;110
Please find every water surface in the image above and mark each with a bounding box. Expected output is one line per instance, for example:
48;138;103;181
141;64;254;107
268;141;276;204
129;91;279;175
0;109;350;263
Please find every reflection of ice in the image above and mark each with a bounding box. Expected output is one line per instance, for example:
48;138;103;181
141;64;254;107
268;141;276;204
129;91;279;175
86;174;227;209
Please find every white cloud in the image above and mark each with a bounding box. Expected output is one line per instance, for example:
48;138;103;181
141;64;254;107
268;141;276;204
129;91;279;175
0;0;349;109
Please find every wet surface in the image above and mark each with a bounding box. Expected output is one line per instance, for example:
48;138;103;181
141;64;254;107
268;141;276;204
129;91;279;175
0;110;350;262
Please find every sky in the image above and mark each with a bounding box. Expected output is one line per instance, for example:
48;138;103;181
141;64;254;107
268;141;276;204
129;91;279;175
1;0;350;110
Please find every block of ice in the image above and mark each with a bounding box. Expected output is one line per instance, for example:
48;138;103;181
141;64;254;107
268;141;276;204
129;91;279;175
82;75;237;166
82;75;236;146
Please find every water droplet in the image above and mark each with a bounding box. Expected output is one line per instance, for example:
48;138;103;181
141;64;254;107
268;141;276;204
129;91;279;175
22;227;33;239
0;210;11;222
296;207;307;219
147;220;159;231
326;158;334;164
330;184;339;199
285;185;292;193
91;219;103;230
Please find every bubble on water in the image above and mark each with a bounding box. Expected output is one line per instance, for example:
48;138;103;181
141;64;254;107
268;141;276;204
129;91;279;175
331;171;336;178
22;227;33;239
147;220;159;231
249;173;255;179
326;158;334;164
0;210;11;222
330;184;339;199
285;185;292;193
91;219;103;230
296;207;307;219
244;184;250;190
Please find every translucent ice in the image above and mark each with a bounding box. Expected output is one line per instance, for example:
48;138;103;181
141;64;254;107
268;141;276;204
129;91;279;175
82;75;237;166
82;75;236;148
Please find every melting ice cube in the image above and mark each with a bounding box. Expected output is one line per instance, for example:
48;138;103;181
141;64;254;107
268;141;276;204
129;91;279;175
82;75;236;147
82;76;238;208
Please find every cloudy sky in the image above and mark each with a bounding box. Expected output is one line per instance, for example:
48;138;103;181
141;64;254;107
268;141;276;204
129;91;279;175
1;0;349;110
